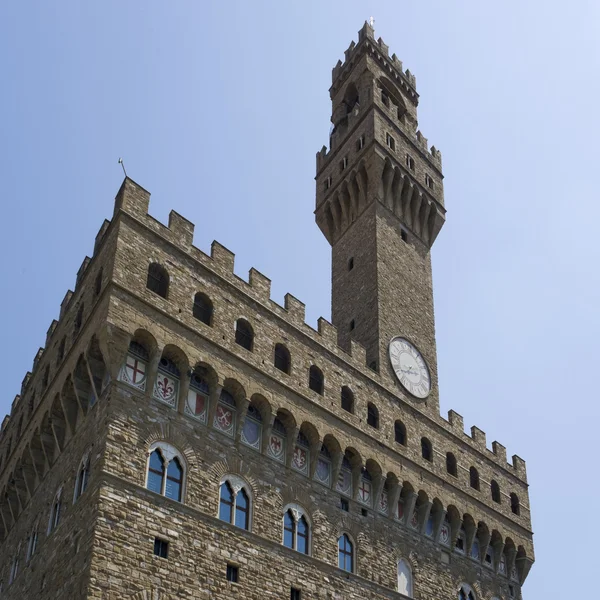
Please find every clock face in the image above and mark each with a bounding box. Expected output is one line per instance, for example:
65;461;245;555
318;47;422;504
389;337;431;399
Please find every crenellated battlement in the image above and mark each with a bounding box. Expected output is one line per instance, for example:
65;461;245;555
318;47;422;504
0;177;527;489
332;22;417;100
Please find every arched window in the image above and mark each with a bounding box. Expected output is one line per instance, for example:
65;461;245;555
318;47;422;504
145;443;185;502
446;452;458;477
459;584;476;600
367;403;379;428
274;343;291;374
73;454;90;502
341;386;354;413
193;292;213;325
397;559;413;597
235;319;254;351
218;477;251;531
308;365;324;395
48;488;62;533
282;506;310;555
147;263;169;298
510;492;520;515
119;341;149;391
491;480;501;504
421;437;433;462
338;534;354;573
470;467;480;490
394;420;407;445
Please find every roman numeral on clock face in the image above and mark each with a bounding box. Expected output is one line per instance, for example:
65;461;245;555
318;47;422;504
388;336;431;399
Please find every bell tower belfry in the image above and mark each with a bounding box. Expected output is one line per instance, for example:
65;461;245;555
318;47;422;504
315;22;446;411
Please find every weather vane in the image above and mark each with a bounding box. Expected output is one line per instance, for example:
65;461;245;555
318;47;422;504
118;157;127;177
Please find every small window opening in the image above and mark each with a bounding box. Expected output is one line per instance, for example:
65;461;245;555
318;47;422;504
324;176;332;191
446;452;458;477
341;386;354;413
491;480;501;504
381;90;390;107
340;156;348;171
367;403;379;429
274;343;291;374
291;588;301;600
349;319;355;331
308;365;324;395
386;133;396;151
356;135;365;151
147;263;169;299
425;173;434;189
348;257;354;271
94;268;103;296
406;154;415;171
421;437;433;462
226;564;239;583
470;467;480;490
361;508;368;517
510;493;520;515
401;229;408;243
369;360;378;372
394;420;406;446
153;538;169;559
235;319;254;351
340;497;349;512
193;292;213;325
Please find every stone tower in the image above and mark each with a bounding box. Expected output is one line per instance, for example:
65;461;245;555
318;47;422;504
0;22;533;600
316;20;446;416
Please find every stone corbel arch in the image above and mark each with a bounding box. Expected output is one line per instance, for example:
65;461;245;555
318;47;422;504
142;423;198;474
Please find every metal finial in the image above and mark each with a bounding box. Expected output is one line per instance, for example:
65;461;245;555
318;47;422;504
118;157;127;177
369;16;375;28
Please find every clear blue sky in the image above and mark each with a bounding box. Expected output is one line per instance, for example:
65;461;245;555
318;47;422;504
1;1;598;597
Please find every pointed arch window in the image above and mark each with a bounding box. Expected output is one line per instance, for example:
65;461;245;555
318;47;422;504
421;437;433;462
235;319;254;351
119;341;149;391
186;370;209;423
153;356;180;408
469;466;480;490
459;584;476;600
282;506;310;555
397;559;413;597
193;292;213;325
338;534;354;572
308;365;324;395
145;443;185;502
147;263;169;298
274;343;291;374
341;386;354;413
219;477;251;531
74;454;90;502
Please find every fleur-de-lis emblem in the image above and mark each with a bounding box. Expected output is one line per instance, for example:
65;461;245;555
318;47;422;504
157;376;174;398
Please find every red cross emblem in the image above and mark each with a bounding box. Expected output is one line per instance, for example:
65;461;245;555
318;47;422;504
125;356;146;384
358;480;371;502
